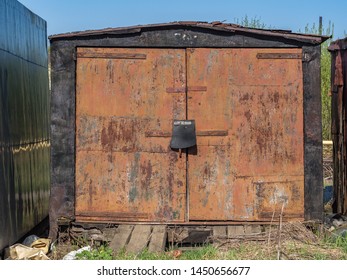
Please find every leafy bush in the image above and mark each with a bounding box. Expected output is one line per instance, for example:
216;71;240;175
302;21;334;140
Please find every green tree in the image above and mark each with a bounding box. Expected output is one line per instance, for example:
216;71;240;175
302;20;334;140
234;15;268;29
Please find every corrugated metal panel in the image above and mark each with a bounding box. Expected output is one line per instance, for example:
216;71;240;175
0;0;50;251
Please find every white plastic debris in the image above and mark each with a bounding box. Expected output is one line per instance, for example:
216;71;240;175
62;246;91;260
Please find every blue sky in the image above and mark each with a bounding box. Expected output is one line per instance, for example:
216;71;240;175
18;0;346;39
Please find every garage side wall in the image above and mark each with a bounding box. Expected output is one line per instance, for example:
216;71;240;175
0;0;50;251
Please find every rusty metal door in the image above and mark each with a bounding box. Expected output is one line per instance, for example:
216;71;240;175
76;47;304;223
75;48;186;222
187;48;304;221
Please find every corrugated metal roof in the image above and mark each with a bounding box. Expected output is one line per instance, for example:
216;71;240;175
49;21;329;44
329;37;347;51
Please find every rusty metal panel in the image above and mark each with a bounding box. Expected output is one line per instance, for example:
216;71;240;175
255;179;304;219
187;48;304;221
76;47;304;223
75;48;186;222
186;48;233;220
330;38;347;215
188;145;234;220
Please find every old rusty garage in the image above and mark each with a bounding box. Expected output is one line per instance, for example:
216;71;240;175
48;22;328;239
329;37;347;216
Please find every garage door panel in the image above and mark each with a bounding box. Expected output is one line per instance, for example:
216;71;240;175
75;150;186;222
188;145;233;220
187;48;304;221
229;48;303;86
254;177;304;220
76;115;173;153
230;85;304;176
76;48;186;222
76;47;304;223
77;48;186;117
187;48;232;138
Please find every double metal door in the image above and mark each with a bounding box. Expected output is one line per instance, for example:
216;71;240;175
75;47;304;222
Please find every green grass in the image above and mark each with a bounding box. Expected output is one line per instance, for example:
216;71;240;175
72;231;347;260
75;245;113;260
179;245;219;260
114;248;173;260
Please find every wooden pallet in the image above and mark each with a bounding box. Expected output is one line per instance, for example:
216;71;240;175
167;225;264;244
109;225;167;255
75;224;267;255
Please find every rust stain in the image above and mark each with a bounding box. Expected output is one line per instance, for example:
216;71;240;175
140;159;153;200
101;118;136;151
255;180;304;220
187;48;303;221
128;153;140;202
75;48;186;222
76;47;304;223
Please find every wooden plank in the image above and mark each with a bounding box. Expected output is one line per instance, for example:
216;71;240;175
167;228;189;243
126;225;152;254
244;225;262;235
227;225;245;238
213;226;227;238
109;225;134;253
102;228;118;242
302;45;324;221
148;225;167;253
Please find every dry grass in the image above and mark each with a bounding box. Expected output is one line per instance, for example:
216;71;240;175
216;239;345;260
214;222;347;260
50;221;347;260
323;142;333;184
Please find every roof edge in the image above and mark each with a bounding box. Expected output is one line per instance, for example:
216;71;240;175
328;37;347;51
48;21;330;45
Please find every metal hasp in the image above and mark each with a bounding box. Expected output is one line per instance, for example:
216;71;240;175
170;120;196;149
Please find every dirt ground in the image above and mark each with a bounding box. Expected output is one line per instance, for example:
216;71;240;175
47;221;347;260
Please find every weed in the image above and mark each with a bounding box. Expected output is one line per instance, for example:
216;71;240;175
60;224;347;260
180;244;219;260
113;248;172;260
75;245;113;260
